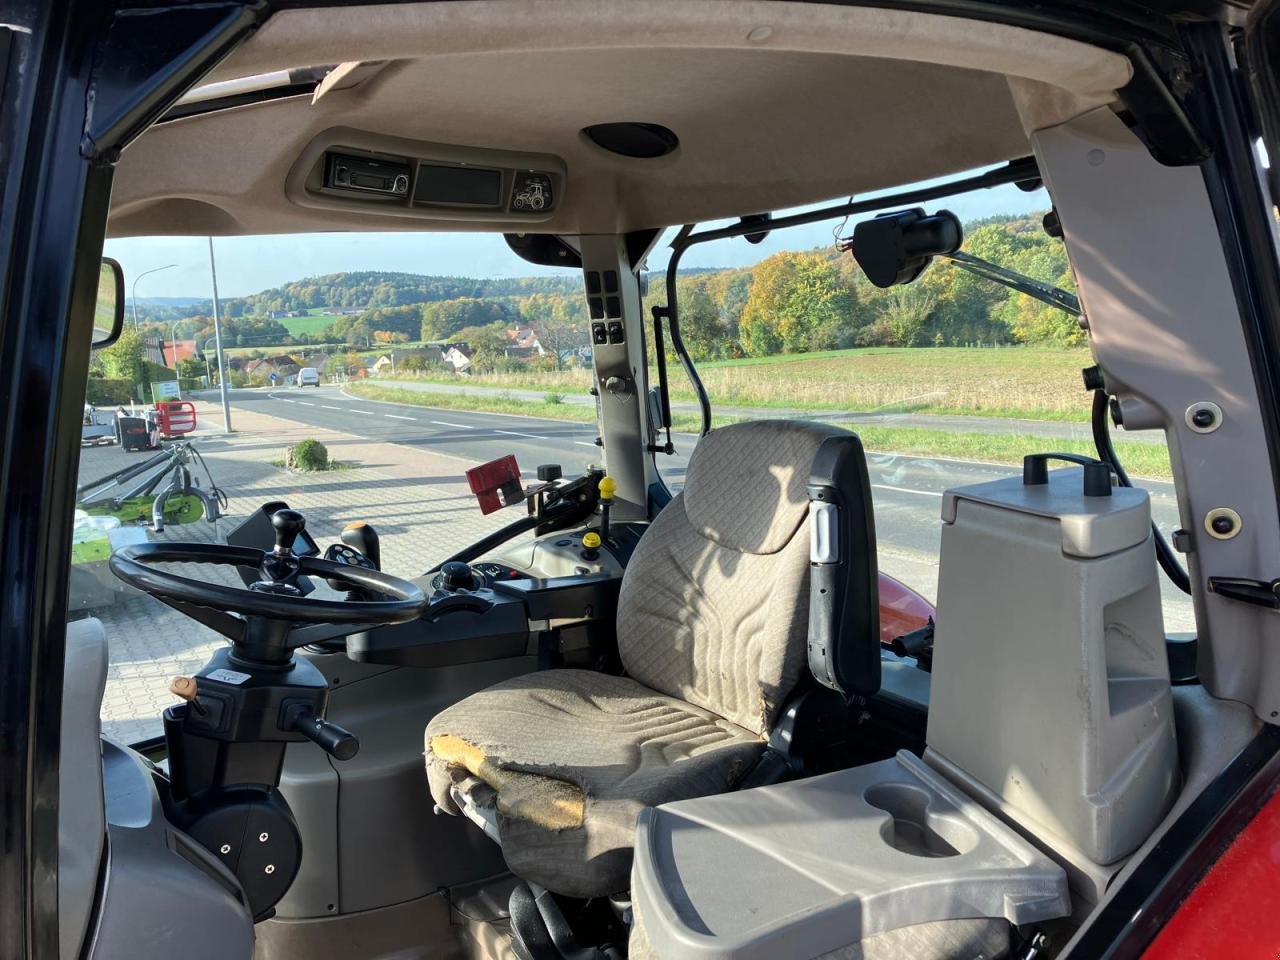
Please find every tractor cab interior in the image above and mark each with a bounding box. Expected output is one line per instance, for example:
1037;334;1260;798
21;3;1280;960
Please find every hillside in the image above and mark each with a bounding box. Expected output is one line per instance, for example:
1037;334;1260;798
128;212;1076;358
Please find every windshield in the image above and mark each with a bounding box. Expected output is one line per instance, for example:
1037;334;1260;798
73;233;598;742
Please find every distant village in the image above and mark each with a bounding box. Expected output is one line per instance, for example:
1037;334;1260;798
141;323;588;386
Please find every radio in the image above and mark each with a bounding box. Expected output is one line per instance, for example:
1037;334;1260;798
325;153;411;197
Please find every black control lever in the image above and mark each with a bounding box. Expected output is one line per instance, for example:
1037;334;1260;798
341;521;381;571
281;702;360;760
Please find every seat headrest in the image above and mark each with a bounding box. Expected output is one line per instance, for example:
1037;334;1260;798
683;420;846;554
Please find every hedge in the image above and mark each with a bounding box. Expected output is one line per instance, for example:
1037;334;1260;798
143;360;177;384
85;378;134;406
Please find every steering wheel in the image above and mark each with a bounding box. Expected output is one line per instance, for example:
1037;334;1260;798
109;509;427;663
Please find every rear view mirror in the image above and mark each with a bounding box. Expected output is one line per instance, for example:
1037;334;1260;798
93;257;125;349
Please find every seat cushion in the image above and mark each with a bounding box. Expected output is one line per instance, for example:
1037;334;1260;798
425;669;763;897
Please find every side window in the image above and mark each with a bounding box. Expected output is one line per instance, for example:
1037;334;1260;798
642;199;1195;633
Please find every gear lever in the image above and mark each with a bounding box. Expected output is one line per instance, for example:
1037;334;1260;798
341;521;381;570
272;509;306;554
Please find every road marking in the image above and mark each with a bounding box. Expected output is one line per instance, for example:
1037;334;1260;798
872;483;942;498
297;402;315;406
430;420;475;430
383;413;416;421
494;429;548;441
320;405;341;411
574;441;598;448
279;398;295;403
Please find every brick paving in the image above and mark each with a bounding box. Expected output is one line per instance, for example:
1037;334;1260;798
74;402;509;743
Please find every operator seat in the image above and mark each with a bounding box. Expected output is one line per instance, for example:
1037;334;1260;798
425;420;872;897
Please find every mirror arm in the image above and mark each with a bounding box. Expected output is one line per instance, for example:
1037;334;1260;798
942;251;1081;317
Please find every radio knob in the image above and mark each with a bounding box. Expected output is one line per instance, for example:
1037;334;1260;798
393;174;409;194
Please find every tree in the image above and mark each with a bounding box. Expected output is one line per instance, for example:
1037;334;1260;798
452;322;509;372
739;252;856;356
97;327;146;394
524;294;588;368
879;285;938;346
672;276;724;361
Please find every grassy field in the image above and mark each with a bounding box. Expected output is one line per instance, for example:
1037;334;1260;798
278;314;339;337
380;346;1098;421
346;381;1172;480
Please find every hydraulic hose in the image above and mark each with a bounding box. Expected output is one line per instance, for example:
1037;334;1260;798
1090;389;1192;595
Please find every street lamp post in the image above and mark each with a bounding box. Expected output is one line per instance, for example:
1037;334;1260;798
130;263;177;328
169;320;183;399
207;238;233;432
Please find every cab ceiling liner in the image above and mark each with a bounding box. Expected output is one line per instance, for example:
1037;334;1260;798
107;0;1134;238
583;123;679;159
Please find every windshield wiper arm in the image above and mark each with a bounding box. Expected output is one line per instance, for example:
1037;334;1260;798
942;250;1081;317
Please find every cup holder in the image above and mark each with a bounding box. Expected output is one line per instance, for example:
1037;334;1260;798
864;783;979;859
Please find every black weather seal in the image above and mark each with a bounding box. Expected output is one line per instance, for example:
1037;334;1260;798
1066;723;1280;959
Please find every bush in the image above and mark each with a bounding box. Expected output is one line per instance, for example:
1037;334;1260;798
142;360;178;385
287;438;329;471
86;378;134;405
544;392;563;405
178;377;203;392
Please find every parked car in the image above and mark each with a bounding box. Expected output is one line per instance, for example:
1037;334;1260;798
296;366;320;387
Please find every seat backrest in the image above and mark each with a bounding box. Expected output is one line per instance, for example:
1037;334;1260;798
616;420;845;736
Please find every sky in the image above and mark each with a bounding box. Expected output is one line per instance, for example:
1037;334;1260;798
104;168;1050;301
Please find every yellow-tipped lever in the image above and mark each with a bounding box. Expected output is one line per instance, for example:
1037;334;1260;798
582;531;602;550
597;475;615;543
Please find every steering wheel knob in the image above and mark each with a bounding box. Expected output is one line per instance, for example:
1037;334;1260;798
271;509;306;555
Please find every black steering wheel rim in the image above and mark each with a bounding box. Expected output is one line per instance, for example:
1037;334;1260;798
110;542;426;625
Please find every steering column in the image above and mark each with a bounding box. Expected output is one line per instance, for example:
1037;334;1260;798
109;509;427;921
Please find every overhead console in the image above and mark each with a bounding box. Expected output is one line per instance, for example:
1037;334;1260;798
286;127;566;224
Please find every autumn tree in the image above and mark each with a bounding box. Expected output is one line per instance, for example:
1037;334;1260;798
739;252;856;356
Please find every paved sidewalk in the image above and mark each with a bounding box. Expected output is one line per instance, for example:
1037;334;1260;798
74;402;509;743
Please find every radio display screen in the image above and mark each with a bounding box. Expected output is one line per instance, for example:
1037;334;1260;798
414;164;503;207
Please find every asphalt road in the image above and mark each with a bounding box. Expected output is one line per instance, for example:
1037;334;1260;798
201;385;1194;629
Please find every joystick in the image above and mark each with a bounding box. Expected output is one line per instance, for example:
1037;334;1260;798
441;561;477;591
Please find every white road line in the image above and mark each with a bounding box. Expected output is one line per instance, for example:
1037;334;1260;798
494;428;548;441
279;398;295;403
430;420;475;430
320;405;341;411
872;483;942;498
297;402;315;406
574;441;598;448
383;413;416;421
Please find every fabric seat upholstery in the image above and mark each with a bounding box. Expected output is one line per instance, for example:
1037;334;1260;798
426;420;845;896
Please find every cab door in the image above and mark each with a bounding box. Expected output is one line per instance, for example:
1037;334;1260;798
0;4;262;957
